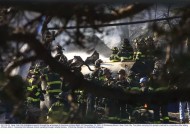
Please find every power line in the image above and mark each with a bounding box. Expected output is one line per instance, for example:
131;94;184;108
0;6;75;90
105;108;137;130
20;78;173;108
47;16;182;30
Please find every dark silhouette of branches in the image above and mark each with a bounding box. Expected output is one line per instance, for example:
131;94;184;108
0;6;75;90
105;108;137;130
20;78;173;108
1;2;190;111
47;16;182;30
4;56;37;76
1;31;189;105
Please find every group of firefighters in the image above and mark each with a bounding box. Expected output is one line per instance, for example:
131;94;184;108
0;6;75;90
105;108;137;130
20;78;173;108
24;35;190;124
25;57;170;124
1;31;189;124
110;37;155;62
24;36;171;124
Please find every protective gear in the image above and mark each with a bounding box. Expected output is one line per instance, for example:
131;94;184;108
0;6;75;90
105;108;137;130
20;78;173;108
94;59;103;68
123;38;130;45
110;47;120;62
27;77;44;103
30;67;40;76
109;54;120;62
117;38;134;61
55;45;66;57
102;68;111;75
139;77;148;84
56;44;64;51
111;47;119;52
133;51;145;60
54;45;68;67
47;101;69;123
117;69;126;75
122;38;133;50
45;72;62;95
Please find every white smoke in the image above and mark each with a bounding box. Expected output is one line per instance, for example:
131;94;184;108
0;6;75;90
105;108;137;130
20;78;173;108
9;5;172;78
64;50;134;75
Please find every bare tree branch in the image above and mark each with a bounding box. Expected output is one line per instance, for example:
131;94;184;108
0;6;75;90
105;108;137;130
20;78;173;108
4;56;37;76
4;32;190;105
96;4;152;22
47;16;182;30
23;14;43;28
0;3;152;24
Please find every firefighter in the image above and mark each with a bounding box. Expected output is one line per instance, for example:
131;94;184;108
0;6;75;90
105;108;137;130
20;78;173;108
41;66;62;105
91;59;104;80
117;38;134;61
116;69;129;88
54;44;68;65
139;77;152;109
26;74;44;123
101;68;116;117
149;69;169;124
110;47;120;62
133;40;146;61
116;69;129;118
42;30;55;52
145;36;155;59
47;92;70;123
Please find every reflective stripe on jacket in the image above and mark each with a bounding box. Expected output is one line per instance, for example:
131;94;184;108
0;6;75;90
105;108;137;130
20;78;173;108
45;73;62;94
